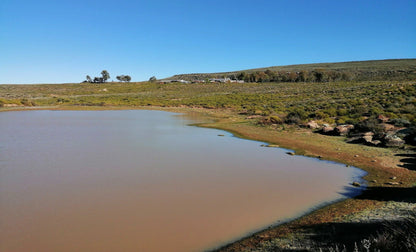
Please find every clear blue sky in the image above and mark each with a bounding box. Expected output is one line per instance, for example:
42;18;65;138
1;0;415;84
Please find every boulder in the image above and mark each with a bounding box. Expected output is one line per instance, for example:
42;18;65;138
371;140;382;146
384;134;405;147
362;134;373;143
306;121;320;129
347;132;382;146
322;126;334;134
363;132;374;136
377;115;389;123
334;124;354;136
380;123;395;132
396;128;416;145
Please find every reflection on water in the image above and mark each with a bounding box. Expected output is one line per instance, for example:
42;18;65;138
0;110;365;252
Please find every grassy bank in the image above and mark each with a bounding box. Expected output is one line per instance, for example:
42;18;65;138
1;80;416;250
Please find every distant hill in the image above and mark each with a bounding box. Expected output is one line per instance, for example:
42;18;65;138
166;59;416;82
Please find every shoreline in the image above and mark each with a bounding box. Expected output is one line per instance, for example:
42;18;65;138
2;105;416;250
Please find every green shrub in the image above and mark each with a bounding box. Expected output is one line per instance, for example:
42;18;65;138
351;118;384;138
20;99;32;106
389;118;411;127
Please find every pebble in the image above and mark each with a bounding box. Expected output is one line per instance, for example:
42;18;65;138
387;182;400;185
267;144;279;148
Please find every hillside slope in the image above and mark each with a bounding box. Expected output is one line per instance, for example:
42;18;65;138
166;59;416;81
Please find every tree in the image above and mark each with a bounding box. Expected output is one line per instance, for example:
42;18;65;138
237;72;246;81
93;77;104;83
86;75;92;83
116;75;132;82
149;76;157;82
101;70;110;83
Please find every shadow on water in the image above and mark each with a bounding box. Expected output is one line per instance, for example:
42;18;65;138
339;185;366;198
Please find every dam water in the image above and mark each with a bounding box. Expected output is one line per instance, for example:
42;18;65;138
0;110;365;251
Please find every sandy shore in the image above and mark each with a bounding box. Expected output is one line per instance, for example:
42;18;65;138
192;109;416;251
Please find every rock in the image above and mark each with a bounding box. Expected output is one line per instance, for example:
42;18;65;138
246;115;262;119
354;155;359;157
390;176;397;180
362;134;373;143
352;182;361;187
377;115;389;123
267;144;279;148
371;140;382;146
286;152;295;156
306;121;320;129
380;123;395;132
371;180;377;183
218;134;224;137
384;134;405;147
322;126;334;134
258;116;282;125
396;128;416;145
334;124;354;136
387;182;400;185
348;131;376;144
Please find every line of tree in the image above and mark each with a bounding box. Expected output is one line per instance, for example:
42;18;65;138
235;69;355;83
231;68;416;83
85;70;111;83
84;70;132;83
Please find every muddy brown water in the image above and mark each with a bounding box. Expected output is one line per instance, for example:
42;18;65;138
0;110;365;251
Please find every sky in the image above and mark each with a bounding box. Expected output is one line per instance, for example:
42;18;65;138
0;0;415;84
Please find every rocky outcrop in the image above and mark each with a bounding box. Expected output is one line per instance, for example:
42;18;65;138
322;126;334;134
334;124;354;136
347;132;383;146
377;114;389;123
380;123;395;132
362;132;374;143
384;134;405;147
306;121;320;129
